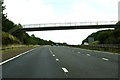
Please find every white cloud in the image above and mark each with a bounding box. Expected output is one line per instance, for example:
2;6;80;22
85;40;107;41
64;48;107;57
4;0;118;23
70;1;118;21
4;0;56;24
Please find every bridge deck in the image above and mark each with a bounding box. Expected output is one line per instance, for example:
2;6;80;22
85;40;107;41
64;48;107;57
19;24;119;31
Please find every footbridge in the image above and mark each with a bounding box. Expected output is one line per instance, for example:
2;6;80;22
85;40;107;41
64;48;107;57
21;21;119;31
8;21;119;33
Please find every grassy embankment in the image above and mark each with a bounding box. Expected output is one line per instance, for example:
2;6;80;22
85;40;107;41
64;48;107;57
1;32;41;61
1;45;40;61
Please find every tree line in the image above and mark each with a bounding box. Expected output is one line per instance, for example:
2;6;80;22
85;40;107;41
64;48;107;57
1;2;68;46
82;23;120;45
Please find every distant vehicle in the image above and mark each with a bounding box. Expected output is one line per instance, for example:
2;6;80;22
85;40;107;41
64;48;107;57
51;44;54;46
83;42;89;45
51;44;60;47
56;44;59;46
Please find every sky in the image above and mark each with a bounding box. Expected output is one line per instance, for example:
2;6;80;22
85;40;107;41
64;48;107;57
4;0;120;45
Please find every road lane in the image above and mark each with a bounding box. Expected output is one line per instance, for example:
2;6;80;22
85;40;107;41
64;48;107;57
51;46;118;78
68;47;119;62
2;46;118;78
2;47;65;78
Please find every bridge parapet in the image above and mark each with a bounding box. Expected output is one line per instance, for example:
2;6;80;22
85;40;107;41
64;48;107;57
22;21;117;28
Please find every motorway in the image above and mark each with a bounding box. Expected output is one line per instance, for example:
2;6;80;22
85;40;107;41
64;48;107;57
2;46;119;78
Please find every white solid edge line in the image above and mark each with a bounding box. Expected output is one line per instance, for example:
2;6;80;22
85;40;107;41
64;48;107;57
0;48;35;65
62;68;68;73
102;58;109;61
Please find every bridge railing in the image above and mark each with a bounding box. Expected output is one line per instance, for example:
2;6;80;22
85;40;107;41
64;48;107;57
22;21;117;28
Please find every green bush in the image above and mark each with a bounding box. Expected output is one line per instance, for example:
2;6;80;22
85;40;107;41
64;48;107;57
2;32;21;45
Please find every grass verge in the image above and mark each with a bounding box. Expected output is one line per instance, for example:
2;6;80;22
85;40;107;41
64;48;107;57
0;45;40;61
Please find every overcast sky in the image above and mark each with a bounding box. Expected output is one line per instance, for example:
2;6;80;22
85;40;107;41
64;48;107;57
4;0;119;45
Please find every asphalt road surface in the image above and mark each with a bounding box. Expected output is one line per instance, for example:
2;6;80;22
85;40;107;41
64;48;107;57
2;46;119;78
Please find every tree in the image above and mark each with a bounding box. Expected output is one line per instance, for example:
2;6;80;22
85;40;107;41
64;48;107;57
82;28;120;44
1;1;65;45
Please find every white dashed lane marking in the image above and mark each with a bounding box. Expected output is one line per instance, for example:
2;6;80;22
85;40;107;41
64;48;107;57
62;68;69;73
53;54;55;56
49;48;56;57
102;58;109;61
49;48;53;54
86;54;90;56
56;59;59;61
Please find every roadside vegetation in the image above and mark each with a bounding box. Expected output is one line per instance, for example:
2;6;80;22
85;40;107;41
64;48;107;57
72;22;120;54
1;1;69;61
82;27;120;44
2;32;21;45
68;21;120;54
1;1;53;61
1;1;68;47
1;45;40;61
1;0;120;60
1;1;56;46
